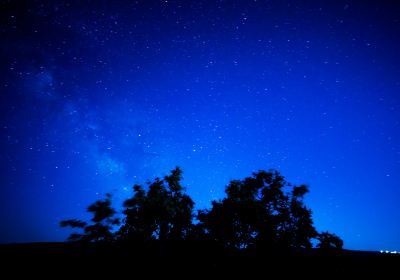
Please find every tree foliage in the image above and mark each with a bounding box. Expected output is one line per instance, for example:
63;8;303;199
60;193;119;242
198;170;318;249
118;167;194;241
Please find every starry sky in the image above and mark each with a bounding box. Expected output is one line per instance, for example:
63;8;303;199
1;0;400;251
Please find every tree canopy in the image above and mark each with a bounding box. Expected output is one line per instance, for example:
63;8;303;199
118;167;194;241
197;170;318;250
60;193;119;242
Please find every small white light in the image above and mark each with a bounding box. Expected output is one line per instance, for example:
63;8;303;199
380;250;384;253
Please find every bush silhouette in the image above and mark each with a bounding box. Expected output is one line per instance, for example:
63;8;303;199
317;231;344;250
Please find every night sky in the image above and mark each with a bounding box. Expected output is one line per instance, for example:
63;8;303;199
1;0;400;251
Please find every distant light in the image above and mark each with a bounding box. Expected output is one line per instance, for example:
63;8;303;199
380;250;399;254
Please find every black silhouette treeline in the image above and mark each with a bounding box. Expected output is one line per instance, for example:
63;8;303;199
61;167;343;253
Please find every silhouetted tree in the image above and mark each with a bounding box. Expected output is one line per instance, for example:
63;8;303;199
198;170;318;250
60;167;343;254
60;193;119;242
317;232;344;250
118;167;195;242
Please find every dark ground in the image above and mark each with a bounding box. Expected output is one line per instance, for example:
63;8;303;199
0;242;398;277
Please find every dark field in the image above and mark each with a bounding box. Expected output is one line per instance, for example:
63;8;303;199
1;242;398;277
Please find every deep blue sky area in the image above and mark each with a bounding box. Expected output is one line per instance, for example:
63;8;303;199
1;0;400;251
